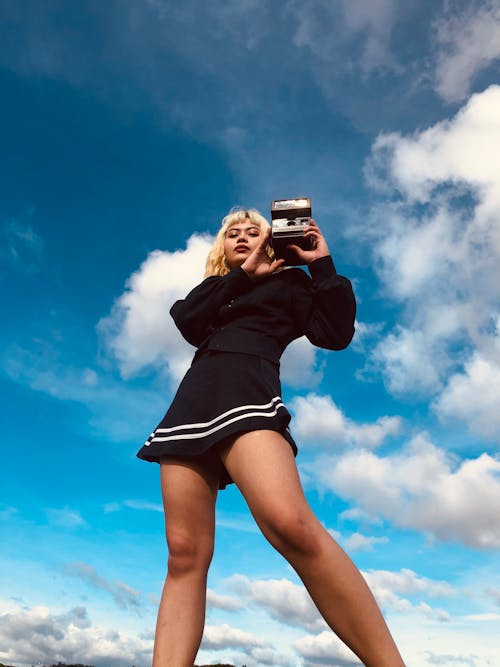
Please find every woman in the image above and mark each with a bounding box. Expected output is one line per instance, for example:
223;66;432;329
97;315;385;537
137;208;405;667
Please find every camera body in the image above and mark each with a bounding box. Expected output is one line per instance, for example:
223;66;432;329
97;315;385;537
271;197;312;266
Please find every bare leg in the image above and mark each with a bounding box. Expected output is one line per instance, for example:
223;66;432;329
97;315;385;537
221;431;405;667
153;454;220;667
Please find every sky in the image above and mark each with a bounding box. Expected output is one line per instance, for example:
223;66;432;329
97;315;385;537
0;1;499;666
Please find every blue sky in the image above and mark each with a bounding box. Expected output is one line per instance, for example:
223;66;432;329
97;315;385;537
1;1;500;665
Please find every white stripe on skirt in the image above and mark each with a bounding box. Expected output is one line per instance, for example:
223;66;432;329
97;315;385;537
145;397;285;445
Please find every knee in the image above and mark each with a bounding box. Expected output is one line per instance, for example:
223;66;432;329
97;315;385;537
166;530;214;578
263;510;323;559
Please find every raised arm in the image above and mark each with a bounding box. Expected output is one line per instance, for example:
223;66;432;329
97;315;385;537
299;256;356;350
289;221;356;350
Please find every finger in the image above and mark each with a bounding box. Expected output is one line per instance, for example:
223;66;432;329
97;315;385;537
304;228;320;238
269;259;285;273
286;244;307;259
261;226;271;245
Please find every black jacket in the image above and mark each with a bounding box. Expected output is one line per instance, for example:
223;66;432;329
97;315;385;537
170;255;356;364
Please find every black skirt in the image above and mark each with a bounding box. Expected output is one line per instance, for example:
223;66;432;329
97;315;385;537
136;351;297;489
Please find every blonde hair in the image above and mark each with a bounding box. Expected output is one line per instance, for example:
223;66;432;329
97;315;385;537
204;207;275;277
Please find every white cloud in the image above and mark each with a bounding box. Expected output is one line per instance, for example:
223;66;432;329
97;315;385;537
365;568;454;599
206;588;243;611
367;85;500;208
350;318;383;354
310;433;500;548
0;604;151;667
294;630;360;666
422;647;495;667
227;567;451;640
294;566;448;623
363;85;500;400
290;393;401;448
338;531;389;552
433;2;500;103
465;613;500;621
287;565;451;622
201;622;267;650
372;325;446;395
98;233;213;382
434;351;500;442
229;574;327;633
248;646;291;666
281;336;323;388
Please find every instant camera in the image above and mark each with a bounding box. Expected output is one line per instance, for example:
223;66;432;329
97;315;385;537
270;197;312;266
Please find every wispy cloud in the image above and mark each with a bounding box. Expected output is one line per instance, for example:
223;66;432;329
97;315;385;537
0;504;18;520
432;1;500;103
104;499;163;513
290;0;401;77
1;342;164;442
63;561;142;612
46;507;86;529
0;216;43;270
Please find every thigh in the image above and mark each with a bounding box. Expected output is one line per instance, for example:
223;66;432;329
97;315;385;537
219;431;316;537
160;453;220;546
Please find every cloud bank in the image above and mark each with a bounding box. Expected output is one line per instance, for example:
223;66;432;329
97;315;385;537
310;433;500;549
0;604;151;667
363;85;500;441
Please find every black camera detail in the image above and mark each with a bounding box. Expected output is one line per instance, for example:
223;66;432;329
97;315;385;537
270;197;312;266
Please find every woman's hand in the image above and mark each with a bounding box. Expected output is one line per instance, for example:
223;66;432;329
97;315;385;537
287;219;330;265
241;227;285;279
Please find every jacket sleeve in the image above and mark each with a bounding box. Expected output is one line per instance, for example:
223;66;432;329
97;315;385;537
293;255;356;351
170;267;253;346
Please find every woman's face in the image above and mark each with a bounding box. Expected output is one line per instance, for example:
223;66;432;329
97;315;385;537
224;221;262;269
